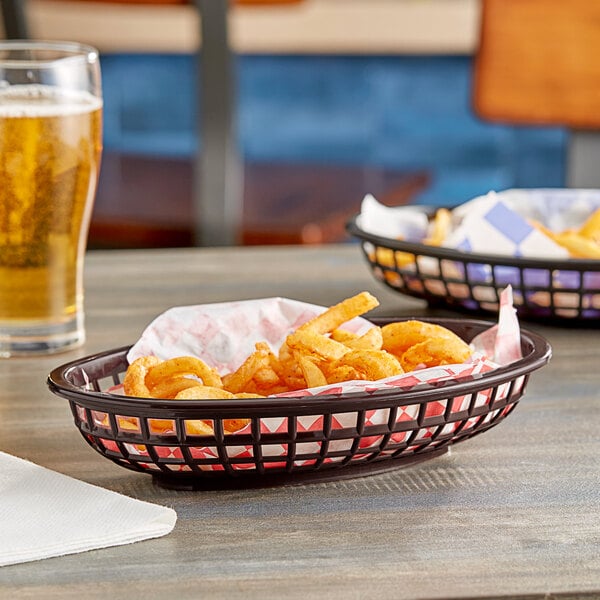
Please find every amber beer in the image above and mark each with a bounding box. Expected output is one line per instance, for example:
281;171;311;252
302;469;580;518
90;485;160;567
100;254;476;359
0;84;102;352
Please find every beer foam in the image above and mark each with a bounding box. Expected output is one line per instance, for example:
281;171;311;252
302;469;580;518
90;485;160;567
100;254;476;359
0;84;102;117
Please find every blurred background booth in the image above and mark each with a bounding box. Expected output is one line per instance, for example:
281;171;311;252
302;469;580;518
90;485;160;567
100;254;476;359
1;0;570;248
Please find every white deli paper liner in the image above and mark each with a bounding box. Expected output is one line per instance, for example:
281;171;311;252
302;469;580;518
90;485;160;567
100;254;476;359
111;293;523;472
358;189;600;259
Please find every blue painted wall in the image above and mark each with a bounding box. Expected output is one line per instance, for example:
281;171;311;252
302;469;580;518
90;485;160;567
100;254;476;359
101;53;567;206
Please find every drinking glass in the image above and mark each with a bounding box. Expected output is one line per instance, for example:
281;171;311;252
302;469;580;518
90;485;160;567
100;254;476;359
0;41;103;356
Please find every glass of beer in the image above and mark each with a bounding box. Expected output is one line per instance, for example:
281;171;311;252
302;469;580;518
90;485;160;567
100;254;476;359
0;41;103;356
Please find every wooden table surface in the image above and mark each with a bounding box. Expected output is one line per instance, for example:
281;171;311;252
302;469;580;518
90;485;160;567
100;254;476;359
0;244;598;599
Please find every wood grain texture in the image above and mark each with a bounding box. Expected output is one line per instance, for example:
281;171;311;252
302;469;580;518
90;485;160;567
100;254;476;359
0;245;598;599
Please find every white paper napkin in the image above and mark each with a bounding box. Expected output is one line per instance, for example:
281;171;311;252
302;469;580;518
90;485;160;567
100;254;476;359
0;451;177;567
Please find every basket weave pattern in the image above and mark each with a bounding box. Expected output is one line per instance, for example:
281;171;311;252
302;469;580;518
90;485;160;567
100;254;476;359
348;216;600;321
48;319;551;486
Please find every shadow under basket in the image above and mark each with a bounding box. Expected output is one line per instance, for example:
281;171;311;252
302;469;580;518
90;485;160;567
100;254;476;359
347;212;600;324
47;318;551;490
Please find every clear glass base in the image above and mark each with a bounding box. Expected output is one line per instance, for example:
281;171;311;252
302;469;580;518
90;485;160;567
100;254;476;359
0;316;85;357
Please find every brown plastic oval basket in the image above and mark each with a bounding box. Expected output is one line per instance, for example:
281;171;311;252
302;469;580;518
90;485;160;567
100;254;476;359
347;211;600;324
47;318;551;490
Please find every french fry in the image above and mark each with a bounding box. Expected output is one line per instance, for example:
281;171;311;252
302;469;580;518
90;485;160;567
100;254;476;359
424;208;451;246
100;414;140;431
123;355;161;398
399;337;472;372
223;419;251;433
340;326;383;351
175;386;235;400
297;291;379;335
330;328;358;344
253;366;280;387
381;320;467;358
286;329;350;361
186;416;251;436
276;340;303;379
179;388;253;434
552;231;600;259
331;327;383;350
373;247;395;268
149;377;204;399
117;417;140;431
530;217;600;258
122;291;476;406
185;420;215;436
373;246;416;268
331;349;404;381
529;219;553;239
145;356;222;390
578;207;600;242
325;364;362;383
277;373;307;392
295;353;328;388
222;342;271;393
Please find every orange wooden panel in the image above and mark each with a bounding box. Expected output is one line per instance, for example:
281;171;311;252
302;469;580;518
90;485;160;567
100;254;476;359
473;0;600;128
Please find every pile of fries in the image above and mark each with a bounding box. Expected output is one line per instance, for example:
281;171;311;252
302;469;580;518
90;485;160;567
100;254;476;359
123;291;472;403
425;206;600;259
530;208;600;259
373;205;600;263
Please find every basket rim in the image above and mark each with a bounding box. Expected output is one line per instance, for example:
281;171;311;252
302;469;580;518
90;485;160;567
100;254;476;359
347;210;600;271
46;317;552;416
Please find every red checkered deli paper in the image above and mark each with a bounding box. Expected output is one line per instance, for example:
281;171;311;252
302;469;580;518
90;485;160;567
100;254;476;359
117;289;522;469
